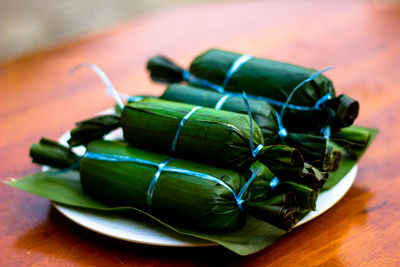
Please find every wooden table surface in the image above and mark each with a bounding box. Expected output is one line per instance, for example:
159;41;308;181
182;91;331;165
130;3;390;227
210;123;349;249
1;1;400;266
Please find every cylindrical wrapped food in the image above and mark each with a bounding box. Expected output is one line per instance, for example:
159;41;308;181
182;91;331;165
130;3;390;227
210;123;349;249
68;98;328;185
30;138;312;232
159;84;341;172
147;49;359;133
330;126;371;159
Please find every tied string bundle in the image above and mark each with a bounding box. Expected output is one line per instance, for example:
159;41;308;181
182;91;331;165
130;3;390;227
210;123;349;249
70;64;264;159
30;137;304;231
70;63;329;147
149;54;334;113
147;50;360;133
158;84;342;172
82;153;263;212
67;64;306;180
68;64;328;190
181;54;333;136
69;63;298;153
181;54;333;112
154;56;336;167
201;64;332;141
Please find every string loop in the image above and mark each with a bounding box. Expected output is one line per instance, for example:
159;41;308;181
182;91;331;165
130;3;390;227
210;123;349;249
269;177;280;190
279;67;333;120
242;91;264;158
214;94;231;110
70;63;125;109
171;106;202;152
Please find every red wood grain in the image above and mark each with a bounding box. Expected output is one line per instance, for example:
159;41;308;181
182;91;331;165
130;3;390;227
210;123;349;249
1;1;400;266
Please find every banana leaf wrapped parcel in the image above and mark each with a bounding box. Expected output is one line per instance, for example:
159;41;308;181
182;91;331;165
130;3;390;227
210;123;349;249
330;126;372;159
68;98;328;190
5;126;377;255
147;49;360;133
158;84;342;172
1;55;378;256
29;138;316;232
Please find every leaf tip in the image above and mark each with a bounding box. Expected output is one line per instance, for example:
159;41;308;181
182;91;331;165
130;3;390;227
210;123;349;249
3;177;17;185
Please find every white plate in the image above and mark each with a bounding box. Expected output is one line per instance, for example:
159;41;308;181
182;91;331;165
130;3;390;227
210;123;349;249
51;108;358;247
53;166;357;247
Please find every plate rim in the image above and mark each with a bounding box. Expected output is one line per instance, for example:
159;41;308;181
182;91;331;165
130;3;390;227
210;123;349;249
53;204;218;247
52;165;358;247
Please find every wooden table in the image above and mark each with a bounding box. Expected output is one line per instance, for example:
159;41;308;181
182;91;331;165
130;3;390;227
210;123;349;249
1;1;400;265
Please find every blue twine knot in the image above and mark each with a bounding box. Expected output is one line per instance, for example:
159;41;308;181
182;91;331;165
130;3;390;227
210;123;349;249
182;70;191;81
275;111;288;140
314;92;333;110
321;125;331;140
269;177;280;190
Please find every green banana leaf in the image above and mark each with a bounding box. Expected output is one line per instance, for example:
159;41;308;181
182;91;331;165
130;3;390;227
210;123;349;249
5;127;377;256
5;170;285;255
323;126;378;190
147;49;359;133
330;126;372;159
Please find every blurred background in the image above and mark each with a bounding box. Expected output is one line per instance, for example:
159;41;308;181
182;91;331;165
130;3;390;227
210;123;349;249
0;0;223;61
1;0;398;62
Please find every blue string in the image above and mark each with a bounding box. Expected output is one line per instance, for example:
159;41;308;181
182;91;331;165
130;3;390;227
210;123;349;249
236;168;259;209
183;54;252;94
272;67;332;142
83;151;259;212
321;125;331;150
214;94;231;110
182;54;333;112
279;67;333;120
183;71;225;93
44;159;81;176
146;158;174;207
314;93;333;109
275;111;288;140
70;63;125;109
221;54;253;89
215;92;289;141
127;96;144;102
193;68;331;144
182;70;191;81
242;91;264;158
240;93;333;111
269;177;279;190
171;106;202;152
252;144;264;158
321;125;331;139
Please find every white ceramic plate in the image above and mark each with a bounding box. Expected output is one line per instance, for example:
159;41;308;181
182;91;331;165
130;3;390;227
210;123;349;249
50;108;358;247
53;166;357;247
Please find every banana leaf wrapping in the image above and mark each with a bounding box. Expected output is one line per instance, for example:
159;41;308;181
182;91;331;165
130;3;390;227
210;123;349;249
159;84;341;172
29;138;315;232
68;98;328;190
147;49;359;133
6;127;377;255
330;126;371;159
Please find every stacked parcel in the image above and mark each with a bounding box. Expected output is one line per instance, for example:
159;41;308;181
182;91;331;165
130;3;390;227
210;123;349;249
5;50;376;255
